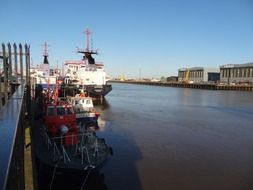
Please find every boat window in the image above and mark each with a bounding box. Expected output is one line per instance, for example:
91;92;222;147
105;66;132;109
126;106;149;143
66;107;73;115
86;99;91;104
57;107;65;116
47;107;55;116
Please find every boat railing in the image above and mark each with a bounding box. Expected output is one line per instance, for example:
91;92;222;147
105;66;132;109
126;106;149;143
61;145;71;163
48;131;94;143
81;146;90;164
42;130;102;165
43;131;71;163
45;132;52;149
53;142;60;161
93;139;99;156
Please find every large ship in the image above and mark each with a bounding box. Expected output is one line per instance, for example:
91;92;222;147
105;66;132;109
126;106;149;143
62;29;112;99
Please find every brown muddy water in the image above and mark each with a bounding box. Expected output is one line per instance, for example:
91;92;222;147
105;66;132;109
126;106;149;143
42;83;253;190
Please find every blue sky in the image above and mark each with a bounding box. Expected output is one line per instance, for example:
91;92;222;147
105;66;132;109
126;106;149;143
1;0;253;78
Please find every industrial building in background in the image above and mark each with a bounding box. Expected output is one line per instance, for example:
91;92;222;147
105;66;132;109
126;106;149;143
178;67;220;83
220;62;253;84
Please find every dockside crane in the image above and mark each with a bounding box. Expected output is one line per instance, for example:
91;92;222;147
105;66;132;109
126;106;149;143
183;69;190;83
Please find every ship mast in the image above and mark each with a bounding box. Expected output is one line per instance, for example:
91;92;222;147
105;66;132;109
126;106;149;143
43;42;49;64
85;28;91;52
77;28;97;64
42;42;50;78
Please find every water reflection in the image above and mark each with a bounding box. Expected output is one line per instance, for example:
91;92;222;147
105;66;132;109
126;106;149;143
95;96;143;190
93;98;111;110
37;168;107;190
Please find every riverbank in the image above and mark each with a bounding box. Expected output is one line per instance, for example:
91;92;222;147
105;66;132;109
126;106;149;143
109;80;253;91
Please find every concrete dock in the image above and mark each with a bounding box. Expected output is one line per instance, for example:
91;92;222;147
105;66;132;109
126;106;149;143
24;126;34;190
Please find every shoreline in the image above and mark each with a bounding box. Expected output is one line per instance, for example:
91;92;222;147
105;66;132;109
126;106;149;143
109;80;253;92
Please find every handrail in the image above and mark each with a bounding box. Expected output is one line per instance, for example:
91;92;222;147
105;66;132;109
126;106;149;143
0;84;25;190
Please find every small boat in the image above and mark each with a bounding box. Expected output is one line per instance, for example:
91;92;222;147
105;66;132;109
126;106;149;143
67;93;100;126
33;80;112;177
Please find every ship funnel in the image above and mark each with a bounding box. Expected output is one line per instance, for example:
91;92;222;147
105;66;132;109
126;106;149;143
43;55;49;64
87;55;95;64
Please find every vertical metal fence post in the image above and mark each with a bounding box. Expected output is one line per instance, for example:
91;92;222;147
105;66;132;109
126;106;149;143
8;43;14;94
13;43;18;87
0;45;2;108
2;43;8;101
19;44;23;84
27;45;31;87
7;43;12;80
27;45;31;99
25;44;29;85
25;44;31;117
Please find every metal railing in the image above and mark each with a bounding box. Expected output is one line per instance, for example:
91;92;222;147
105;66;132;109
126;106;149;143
0;84;25;190
0;43;32;190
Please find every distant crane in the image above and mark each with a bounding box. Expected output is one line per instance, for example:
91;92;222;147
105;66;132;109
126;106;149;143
183;69;190;83
120;74;126;81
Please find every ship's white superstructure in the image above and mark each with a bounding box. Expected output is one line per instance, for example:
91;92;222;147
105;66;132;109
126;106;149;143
64;59;109;86
30;42;61;88
30;66;60;87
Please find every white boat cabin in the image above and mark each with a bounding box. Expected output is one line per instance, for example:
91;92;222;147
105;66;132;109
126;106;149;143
68;95;94;113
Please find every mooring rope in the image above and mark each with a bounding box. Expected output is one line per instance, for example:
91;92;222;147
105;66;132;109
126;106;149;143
49;163;58;190
80;168;92;190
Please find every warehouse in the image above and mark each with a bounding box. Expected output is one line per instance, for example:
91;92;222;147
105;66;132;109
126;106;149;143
178;67;220;83
220;62;253;84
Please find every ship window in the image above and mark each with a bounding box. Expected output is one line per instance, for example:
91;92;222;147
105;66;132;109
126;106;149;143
57;107;65;116
47;107;55;116
86;100;91;104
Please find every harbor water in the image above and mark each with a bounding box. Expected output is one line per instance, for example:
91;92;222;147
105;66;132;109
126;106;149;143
94;83;253;190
